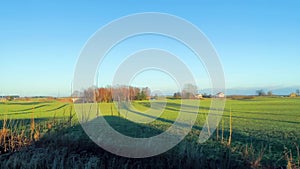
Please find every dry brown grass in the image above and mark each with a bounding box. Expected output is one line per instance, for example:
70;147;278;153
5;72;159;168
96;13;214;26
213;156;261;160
0;109;45;155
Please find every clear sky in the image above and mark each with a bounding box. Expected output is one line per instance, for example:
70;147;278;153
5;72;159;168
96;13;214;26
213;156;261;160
1;0;300;96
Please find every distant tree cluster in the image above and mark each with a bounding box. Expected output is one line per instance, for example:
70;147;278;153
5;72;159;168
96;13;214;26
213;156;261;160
256;89;266;96
0;95;20;101
173;92;181;99
256;89;300;97
173;84;198;99
256;89;273;96
74;86;151;103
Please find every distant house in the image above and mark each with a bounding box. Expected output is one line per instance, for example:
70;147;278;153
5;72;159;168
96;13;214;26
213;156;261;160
72;97;81;103
289;93;297;98
0;95;19;101
0;98;6;102
195;94;203;99
10;95;20;100
215;92;225;98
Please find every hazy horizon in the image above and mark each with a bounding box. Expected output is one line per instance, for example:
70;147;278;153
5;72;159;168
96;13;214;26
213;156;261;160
1;86;299;97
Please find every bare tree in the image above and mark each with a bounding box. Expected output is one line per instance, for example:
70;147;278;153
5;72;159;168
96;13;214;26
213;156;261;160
83;87;96;103
182;84;197;99
267;91;273;96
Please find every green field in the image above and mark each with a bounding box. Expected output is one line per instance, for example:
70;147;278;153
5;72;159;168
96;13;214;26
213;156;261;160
0;97;299;168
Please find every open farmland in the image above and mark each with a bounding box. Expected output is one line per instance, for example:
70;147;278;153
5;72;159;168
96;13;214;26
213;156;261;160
0;97;299;169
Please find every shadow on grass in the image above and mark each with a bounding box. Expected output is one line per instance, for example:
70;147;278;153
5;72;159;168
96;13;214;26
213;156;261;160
0;116;250;169
121;102;300;167
100;116;163;138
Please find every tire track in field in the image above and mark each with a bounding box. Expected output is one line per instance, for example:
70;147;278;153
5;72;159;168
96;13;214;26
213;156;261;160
45;104;69;112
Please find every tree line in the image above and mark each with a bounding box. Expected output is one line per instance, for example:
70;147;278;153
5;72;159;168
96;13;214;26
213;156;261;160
173;84;199;99
256;89;300;96
74;86;151;103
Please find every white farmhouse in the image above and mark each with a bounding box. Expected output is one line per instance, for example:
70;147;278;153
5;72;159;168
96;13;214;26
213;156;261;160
195;94;203;99
215;92;225;98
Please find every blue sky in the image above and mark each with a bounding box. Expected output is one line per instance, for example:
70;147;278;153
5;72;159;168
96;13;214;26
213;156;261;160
1;1;300;96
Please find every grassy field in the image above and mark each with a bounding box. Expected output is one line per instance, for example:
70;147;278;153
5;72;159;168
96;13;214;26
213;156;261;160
0;97;299;168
